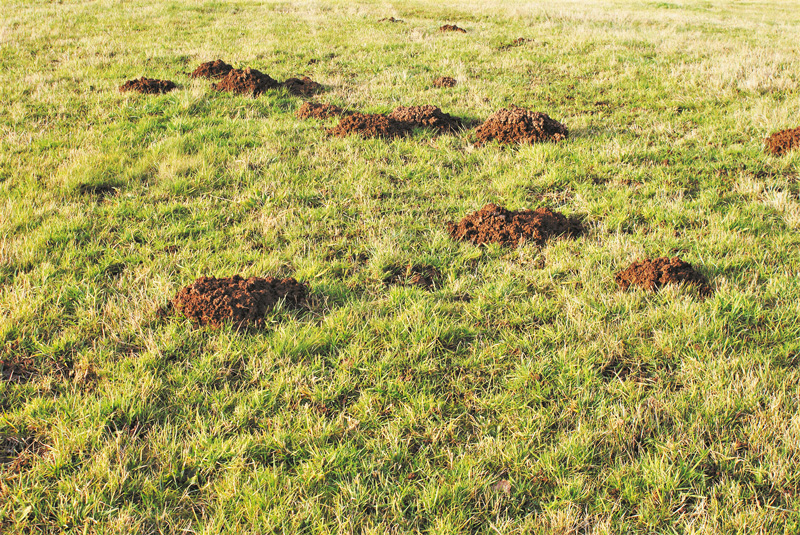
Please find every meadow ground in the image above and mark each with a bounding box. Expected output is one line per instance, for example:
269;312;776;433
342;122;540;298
1;0;800;533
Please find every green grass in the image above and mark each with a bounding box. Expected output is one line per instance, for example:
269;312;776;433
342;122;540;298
1;0;800;532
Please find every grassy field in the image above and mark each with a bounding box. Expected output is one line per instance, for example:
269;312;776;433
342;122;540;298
2;0;800;532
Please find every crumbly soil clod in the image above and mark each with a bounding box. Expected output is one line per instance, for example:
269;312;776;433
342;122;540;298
327;112;414;139
440;24;467;33
190;60;234;79
447;203;582;247
212;68;280;96
388;105;463;133
474;106;567;145
171;275;309;328
282;76;322;96
119;77;176;94
615;257;711;296
383;263;442;290
766;126;800;156
433;76;457;88
296;102;348;120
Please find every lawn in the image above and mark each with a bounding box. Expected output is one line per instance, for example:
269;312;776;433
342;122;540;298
1;0;800;533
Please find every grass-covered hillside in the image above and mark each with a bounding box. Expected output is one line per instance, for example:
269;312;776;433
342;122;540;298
1;0;800;533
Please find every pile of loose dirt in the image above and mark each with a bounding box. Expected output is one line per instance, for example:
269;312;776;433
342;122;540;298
171;275;309;327
766;126;800;156
615;257;711;296
327;112;413;139
379;17;404;23
190;60;234;79
447;203;582;247
119;77;176;94
474;106;567;145
388;105;463;133
212;68;280;96
440;24;467;33
296;102;348;120
383;263;442;290
282;76;322;96
433;76;457;88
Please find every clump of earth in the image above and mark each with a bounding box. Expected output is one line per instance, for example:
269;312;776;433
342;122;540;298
170;275;309;327
327;112;413;139
296;102;348;119
282;76;322;96
474;106;567;145
190;60;234;79
388;105;463;133
615;257;711;296
433;76;457;88
383;263;442;290
766;126;800;156
447;203;582;247
119;77;176;94
212;68;280;96
440;24;467;33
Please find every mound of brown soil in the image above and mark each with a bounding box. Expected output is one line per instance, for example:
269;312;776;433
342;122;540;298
615;257;711;296
282;76;322;96
296;102;348;120
190;60;234;79
119;77;176;94
327;112;413;139
447;203;582;247
379;17;404;23
766;126;800;156
212;68;280;96
433;76;457;88
171;275;309;328
440;24;466;33
475;106;567;145
383;263;442;290
388;105;463;133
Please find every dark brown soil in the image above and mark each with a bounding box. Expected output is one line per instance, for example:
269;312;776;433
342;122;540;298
379;17;404;23
475;106;567;146
440;24;467;33
212;68;280;96
433;76;457;88
282;76;323;97
296;102;348;120
766;126;800;156
190;60;234;79
119;77;176;94
327;112;414;139
383;263;442;290
1;435;48;471
447;203;582;247
615;257;711;296
171;275;309;328
388;105;463;134
499;37;528;50
1;356;35;383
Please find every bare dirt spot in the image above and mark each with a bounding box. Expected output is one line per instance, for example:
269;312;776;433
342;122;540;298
296;102;348;120
440;24;467;33
190;60;234;79
383;263;442;290
388;105;463;134
499;37;528;50
379;17;404;23
1;435;48;472
615;257;711;296
1;356;35;383
212;68;280;96
327;112;413;139
77;183;117;198
170;275;309;328
433;76;457;88
766;126;800;156
119;77;176;94
282;76;323;97
475;106;567;146
447;203;582;247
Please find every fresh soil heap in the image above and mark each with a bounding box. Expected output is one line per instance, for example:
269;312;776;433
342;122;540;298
615;257;711;296
475;106;567;145
766;126;800;156
433;76;457;88
447;203;581;247
327;112;413;139
119;77;176;94
212;68;280;96
383;263;441;290
440;24;467;33
282;76;322;96
190;60;233;79
171;275;309;328
388;105;463;133
296;102;348;120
